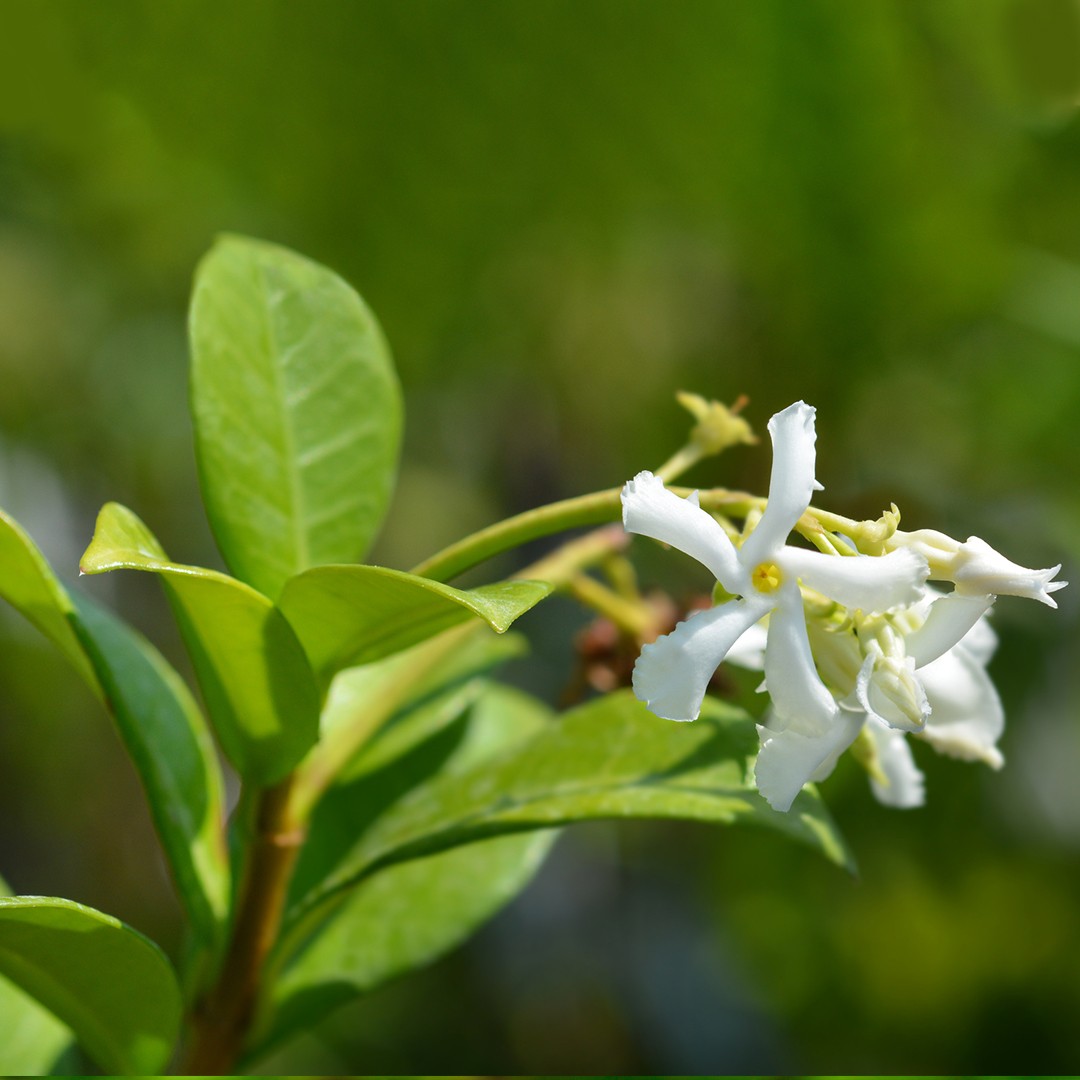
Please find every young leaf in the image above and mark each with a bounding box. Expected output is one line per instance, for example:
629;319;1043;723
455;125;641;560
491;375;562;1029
0;897;182;1075
81;501;321;785
189;235;403;600
278;563;551;687
253;686;557;1061
0;508;96;688
288;690;853;928
0;512;229;946
289;633;534;911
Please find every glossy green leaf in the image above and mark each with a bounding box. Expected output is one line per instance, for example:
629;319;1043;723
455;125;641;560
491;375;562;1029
254;686;557;1061
0;897;182;1075
318;628;526;748
289;633;533;909
81;501;320;785
0;876;72;1077
0;508;96;689
0;512;228;945
0;972;72;1075
289;690;853;926
68;594;230;943
278;563;551;686
190;234;403;600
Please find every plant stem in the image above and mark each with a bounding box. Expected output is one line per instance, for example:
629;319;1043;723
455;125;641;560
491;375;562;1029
410;486;761;584
409;487;624;582
179;776;305;1075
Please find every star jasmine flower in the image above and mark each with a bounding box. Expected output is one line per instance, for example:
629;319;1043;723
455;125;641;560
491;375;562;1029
732;590;1003;810
849;612;1005;808
887;528;1067;607
621;402;930;739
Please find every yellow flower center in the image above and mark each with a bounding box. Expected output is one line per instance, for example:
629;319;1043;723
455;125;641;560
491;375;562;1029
751;561;784;594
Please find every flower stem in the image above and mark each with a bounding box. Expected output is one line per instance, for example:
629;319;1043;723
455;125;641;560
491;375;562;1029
409;488;624;582
410;486;760;584
179;776;305;1075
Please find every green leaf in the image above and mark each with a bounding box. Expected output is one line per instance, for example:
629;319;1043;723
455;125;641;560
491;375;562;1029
68;594;230;944
0;508;96;689
0;897;182;1075
278;563;551;686
289;633;534;910
189;234;403;600
0;972;72;1076
289;690;853;926
254;686;556;1061
81;501;321;785
0;512;228;946
0;876;72;1077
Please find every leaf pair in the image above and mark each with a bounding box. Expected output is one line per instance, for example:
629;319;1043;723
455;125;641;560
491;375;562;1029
76;236;550;787
0;510;229;951
79;501;552;787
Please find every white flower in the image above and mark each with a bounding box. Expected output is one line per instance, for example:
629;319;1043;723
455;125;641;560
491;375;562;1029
621;401;929;753
732;592;1003;810
887;529;1067;608
859;613;1004;808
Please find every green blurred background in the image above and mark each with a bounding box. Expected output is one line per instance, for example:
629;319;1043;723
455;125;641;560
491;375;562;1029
2;0;1079;1072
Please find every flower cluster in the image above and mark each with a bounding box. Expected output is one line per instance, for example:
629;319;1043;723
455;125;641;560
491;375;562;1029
622;402;1066;812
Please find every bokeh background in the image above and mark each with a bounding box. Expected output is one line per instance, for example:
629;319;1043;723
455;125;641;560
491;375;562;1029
2;0;1080;1072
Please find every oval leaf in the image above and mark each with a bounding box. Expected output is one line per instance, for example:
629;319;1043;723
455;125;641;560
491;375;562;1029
0;897;181;1075
278;564;551;687
0;511;228;945
190;235;403;600
81;502;321;785
289;690;853;926
254;686;557;1060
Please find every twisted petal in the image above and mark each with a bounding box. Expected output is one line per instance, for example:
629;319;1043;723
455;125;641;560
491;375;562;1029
780;546;929;613
906;592;994;668
918;648;1004;768
958;611;998;666
725;620;768;670
854;649;929;733
621;471;744;593
631;596;770;721
953;536;1067;608
740;401;821;568
755;710;863;812
865;717;926;808
763;583;840;736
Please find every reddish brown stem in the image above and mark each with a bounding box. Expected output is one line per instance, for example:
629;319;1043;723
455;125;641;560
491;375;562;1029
179;776;305;1075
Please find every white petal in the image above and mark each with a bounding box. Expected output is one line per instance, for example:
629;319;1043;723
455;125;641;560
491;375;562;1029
865;717;926;808
779;546;929;613
854;649;929;733
724;620;768;670
739;402;820;568
918;648;1004;768
755;710;864;812
763;583;840;736
952;536;1067;608
958;613;998;666
631;597;770;721
905;592;995;668
621;471;744;593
